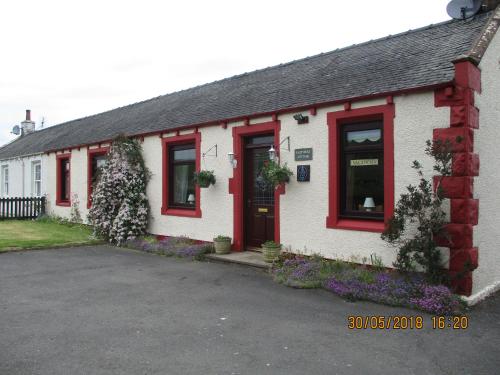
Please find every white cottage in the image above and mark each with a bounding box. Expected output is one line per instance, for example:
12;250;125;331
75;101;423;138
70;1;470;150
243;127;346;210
1;6;499;301
0;110;45;199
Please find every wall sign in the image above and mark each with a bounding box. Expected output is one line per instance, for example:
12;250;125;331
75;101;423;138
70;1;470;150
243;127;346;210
295;148;313;161
350;159;379;167
297;165;310;182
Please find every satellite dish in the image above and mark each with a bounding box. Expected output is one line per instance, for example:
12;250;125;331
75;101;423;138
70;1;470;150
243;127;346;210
447;0;482;20
11;125;20;135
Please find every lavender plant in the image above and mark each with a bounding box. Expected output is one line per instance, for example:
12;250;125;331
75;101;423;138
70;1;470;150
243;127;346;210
273;255;462;315
88;136;151;245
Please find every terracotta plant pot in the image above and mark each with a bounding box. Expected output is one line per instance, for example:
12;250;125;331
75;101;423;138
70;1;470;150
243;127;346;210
262;243;281;263
213;237;231;254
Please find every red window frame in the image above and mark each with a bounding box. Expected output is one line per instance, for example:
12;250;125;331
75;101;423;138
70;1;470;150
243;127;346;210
87;147;109;209
326;104;394;232
56;153;71;207
161;132;201;218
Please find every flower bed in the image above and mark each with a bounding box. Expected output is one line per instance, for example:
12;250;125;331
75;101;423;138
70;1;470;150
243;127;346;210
273;255;463;315
124;236;213;260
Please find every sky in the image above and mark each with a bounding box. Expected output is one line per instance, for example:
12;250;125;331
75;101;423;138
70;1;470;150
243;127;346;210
0;0;452;146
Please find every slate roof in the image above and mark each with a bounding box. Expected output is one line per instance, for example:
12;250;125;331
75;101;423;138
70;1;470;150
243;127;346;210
0;12;493;160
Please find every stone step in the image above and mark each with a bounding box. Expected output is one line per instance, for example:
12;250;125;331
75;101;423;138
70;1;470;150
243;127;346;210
206;251;271;269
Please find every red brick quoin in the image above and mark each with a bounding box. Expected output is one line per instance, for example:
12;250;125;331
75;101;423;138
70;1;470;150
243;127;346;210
434;58;481;296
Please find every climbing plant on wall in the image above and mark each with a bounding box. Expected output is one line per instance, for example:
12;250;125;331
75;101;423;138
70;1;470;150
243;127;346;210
88;135;151;245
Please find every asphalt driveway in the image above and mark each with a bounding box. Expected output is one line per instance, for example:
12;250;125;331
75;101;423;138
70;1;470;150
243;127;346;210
0;246;498;375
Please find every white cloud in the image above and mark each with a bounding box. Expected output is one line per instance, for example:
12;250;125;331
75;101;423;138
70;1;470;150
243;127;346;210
0;0;450;145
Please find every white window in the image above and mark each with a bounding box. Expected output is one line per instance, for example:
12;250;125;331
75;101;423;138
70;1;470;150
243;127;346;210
32;161;41;197
1;166;8;196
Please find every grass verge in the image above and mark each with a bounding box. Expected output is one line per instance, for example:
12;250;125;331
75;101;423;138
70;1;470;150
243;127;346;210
0;219;101;252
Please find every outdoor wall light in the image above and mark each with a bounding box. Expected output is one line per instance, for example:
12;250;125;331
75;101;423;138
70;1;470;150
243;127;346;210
268;136;290;163
363;197;376;212
227;152;237;168
268;146;277;162
293;113;309;124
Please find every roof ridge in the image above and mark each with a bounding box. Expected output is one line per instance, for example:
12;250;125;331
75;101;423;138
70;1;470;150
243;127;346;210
13;15;475;137
0;11;492;159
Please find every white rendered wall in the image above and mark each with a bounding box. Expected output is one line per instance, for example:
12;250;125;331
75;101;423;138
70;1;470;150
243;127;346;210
44;148;89;220
38;92;448;269
472;29;500;298
279;93;448;267
0;154;45;198
144;123;239;241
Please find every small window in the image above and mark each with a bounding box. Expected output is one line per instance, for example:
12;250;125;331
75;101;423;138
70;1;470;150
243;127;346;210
32;161;41;197
340;121;384;220
1;166;8;196
169;143;196;209
57;157;71;204
91;154;107;186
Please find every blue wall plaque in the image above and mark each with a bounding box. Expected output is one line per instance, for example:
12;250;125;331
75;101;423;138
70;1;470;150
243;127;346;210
297;165;310;182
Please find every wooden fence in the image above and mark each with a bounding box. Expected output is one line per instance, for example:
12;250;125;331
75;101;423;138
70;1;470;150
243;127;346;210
0;197;46;220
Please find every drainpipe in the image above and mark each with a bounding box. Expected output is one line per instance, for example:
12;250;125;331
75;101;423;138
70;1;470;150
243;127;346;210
22;159;25;197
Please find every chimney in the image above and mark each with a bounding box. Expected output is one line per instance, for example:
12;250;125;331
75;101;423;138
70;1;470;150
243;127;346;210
20;109;35;135
482;0;500;11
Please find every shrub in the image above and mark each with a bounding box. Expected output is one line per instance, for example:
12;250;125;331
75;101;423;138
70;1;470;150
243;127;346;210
381;139;456;283
88;136;150;245
70;193;83;224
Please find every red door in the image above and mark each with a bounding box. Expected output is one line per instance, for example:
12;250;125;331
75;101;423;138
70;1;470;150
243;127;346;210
244;135;275;250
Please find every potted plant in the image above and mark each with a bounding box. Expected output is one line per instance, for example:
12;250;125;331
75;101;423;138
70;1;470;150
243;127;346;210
213;235;231;254
262;161;293;188
262;240;282;263
193;170;216;188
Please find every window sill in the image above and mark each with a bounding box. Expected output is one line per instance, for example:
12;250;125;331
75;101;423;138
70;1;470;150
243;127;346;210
326;216;385;233
56;201;70;207
161;207;201;218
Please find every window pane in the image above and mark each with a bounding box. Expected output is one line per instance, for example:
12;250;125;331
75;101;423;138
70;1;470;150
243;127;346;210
92;155;107;183
172;163;195;206
35;164;41;181
344;152;384;215
346;129;382;146
247;135;274;145
60;159;70;201
95;156;107;169
173;148;195;161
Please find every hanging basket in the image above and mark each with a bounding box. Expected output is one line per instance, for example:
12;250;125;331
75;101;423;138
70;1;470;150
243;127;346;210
193;170;216;188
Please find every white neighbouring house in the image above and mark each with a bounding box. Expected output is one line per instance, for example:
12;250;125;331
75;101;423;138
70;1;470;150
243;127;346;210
0;110;45;199
1;6;499;302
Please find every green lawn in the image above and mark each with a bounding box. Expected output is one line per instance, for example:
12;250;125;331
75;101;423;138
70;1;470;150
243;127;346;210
0;220;100;251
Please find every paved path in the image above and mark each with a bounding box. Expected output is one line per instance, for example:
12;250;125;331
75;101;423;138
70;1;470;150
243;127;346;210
0;246;498;375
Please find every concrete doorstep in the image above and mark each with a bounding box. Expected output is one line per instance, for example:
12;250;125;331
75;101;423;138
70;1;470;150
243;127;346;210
206;251;271;269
